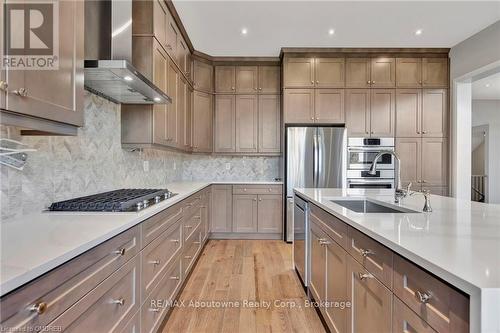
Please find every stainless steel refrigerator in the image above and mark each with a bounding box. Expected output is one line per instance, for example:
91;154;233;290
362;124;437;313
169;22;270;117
286;126;346;242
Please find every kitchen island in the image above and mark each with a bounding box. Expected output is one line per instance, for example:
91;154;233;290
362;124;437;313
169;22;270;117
294;188;500;333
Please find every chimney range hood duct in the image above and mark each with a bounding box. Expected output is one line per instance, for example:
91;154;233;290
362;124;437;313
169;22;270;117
84;0;171;105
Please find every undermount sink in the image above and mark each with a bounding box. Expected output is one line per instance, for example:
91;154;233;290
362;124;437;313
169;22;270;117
331;199;420;214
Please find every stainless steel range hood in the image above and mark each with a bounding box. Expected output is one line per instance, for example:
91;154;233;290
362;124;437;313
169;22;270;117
84;0;171;104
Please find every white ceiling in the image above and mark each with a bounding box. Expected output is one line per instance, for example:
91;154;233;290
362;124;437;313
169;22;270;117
473;72;500;100
172;1;500;56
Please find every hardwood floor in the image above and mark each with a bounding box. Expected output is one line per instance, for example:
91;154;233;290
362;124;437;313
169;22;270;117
162;240;326;333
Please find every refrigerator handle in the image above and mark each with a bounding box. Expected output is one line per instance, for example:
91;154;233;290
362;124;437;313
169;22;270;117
313;133;318;187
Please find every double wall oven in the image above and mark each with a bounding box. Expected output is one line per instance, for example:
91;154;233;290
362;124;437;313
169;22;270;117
346;137;395;189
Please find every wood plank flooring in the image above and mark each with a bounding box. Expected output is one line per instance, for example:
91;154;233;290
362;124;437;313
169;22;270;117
162;240;326;333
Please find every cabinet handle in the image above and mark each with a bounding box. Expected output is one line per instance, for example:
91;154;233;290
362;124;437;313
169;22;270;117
268;188;272;192
149;259;161;265
149;308;160;313
358;272;374;280
311;117;314;120
111;298;125;306
231;87;235;90
12;88;28;97
29;302;47;315
421;180;427;183
319;239;331;246
417;131;421;134
0;80;8;91
171;239;180;243
259;198;262;202
422;131;427;134
316;80;319;84
418;80;422;85
253;198;257;201
185;255;193;259
315;117;319;120
359;248;373;257
170;276;180;280
310;80;314;84
254;87;257;90
371;81;375;84
367;80;371;84
113;248;126;256
416;290;432;303
185;225;192;229
194;241;201;244
258;87;262;90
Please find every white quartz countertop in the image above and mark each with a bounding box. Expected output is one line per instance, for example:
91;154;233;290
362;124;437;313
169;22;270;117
0;180;282;297
294;188;500;333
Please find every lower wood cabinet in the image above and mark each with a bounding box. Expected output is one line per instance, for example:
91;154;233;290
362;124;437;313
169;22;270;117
210;185;233;232
393;296;437;333
233;193;283;234
233;194;259;232
325;237;348;333
257;195;283;233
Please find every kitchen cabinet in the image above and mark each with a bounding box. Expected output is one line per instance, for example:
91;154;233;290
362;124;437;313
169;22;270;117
177;77;187;150
284;57;344;88
166;14;179;61
214;95;236;152
422;89;447;137
283;89;315;123
233;194;258;233
345;89;394;137
258;66;280;93
192;91;213;153
422;58;448;88
309;222;327;302
258;95;281;153
396;138;421;187
325;236;348;333
215;66;236;93
315;89;345;123
166;60;179;147
235;95;258;153
396;58;448;88
236;66;258;93
0;0;84;134
283;58;315;87
183;87;193;150
396;58;422;88
284;88;345;124
346;58;371;88
178;37;190;77
421;138;448;187
393;297;437;333
193;60;213;92
257;195;282;233
211;185;233;233
396;89;422;137
133;0;167;52
370;57;396;87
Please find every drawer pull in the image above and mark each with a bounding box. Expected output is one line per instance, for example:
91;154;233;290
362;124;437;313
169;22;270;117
13;87;28;97
149;259;161;265
171;239;180;243
194;216;201;220
112;298;125;306
416;290;432;303
29;302;47;315
149;308;160;313
185;255;193;259
170;276;180;280
113;248;126;256
358;272;374;280
359;248;374;257
319;239;331;246
194;241;201;244
185;225;192;229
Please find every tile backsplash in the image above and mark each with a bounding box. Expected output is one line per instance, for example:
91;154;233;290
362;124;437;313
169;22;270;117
0;92;280;221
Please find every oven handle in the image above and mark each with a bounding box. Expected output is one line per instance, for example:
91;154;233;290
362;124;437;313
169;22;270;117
348;148;395;153
347;179;395;184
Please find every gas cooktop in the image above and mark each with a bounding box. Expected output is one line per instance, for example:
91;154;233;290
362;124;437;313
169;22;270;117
48;189;177;212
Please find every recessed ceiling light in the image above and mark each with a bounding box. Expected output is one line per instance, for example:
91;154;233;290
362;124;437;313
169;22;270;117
328;29;335;36
415;29;423;36
485;83;491;88
241;28;248;35
123;76;133;81
153;97;161;102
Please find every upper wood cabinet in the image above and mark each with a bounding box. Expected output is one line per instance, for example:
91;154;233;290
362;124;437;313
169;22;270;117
214;95;236;152
283;89;315;123
371;57;396;87
396;58;448;88
215;66;236;93
183;87;193;150
284;88;344;125
236;66;258;93
192;91;213;153
133;0;167;50
422;58;448;88
314;89;345;123
422;89;447;137
346;58;371;88
166;60;179;147
396;89;422;137
177;38;190;77
166;14;179;61
193;60;213;93
258;95;281;153
345;89;371;137
1;0;84;133
284;57;344;88
235;95;258;153
396;58;422;88
396;137;422;187
258;66;280;93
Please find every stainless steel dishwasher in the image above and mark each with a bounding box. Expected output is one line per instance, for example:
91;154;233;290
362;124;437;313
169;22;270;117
293;195;309;287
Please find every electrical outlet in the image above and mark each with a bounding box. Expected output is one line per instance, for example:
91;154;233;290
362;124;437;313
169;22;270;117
143;160;149;172
173;162;176;170
225;163;231;170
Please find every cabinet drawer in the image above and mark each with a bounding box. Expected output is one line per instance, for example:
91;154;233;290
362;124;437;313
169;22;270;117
347;226;393;289
142;203;183;247
50;255;140;332
393;256;469;333
232;184;282;195
393;297;437;333
184;209;202;242
142;219;182;301
182;226;202;276
0;226;140;331
183;193;202;218
141;256;182;333
310;204;348;249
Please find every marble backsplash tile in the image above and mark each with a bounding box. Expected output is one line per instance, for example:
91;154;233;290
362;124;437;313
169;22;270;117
0;92;281;221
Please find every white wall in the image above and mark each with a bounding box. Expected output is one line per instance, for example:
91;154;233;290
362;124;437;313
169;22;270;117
472;100;500;203
449;20;500;200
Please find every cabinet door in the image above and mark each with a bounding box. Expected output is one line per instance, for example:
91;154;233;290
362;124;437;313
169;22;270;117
315;58;345;88
258;95;281;153
325;239;348;333
166;61;179;146
283;89;314;124
166;14;178;59
192;91;213;152
346;58;371;88
9;0;84;126
370;89;395;137
422;89;447;138
233;195;258;233
396;58;422;88
309;222;327;303
152;42;169;145
421;138;447;187
347;256;392;333
314;89;345;124
183;88;193;150
194;60;213;92
393;297;437;333
236;66;258;93
211;185;232;232
422;58;448;88
215;66;236;93
257;195;282;233
214;95;236;152
396;138;421;187
345;89;370;136
371;57;396;87
284;57;314;88
235;95;258;153
177;78;186;150
396;89;421;137
258;66;280;93
178;38;188;75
